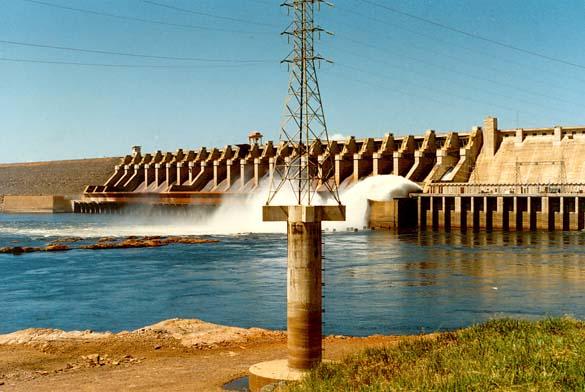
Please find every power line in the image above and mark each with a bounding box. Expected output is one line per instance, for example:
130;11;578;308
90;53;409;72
335;62;541;116
140;0;279;28
334;4;585;90
327;67;541;128
0;39;274;63
330;34;582;112
355;0;585;71
0;56;271;68
19;0;275;35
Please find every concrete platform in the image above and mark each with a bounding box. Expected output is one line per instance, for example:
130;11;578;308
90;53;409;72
248;360;307;391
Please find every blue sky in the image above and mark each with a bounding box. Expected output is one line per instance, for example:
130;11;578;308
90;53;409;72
1;0;584;163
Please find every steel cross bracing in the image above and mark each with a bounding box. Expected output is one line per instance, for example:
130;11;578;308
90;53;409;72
267;0;341;206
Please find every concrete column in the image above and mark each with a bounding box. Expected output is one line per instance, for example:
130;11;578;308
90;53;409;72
254;158;269;188
429;196;437;229
537;196;550;231
213;161;227;188
527;197;534;231
577;197;584;230
165;163;177;188
335;156;353;186
509;197;518;231
287;218;322;369
252;205;345;389
556;197;565;231
392;151;414;177
417;197;424;229
440;196;448;230
483;117;500;156
554;126;562;145
352;138;375;182
372;152;392;176
225;159;239;190
453;197;462;229
176;162;188;186
468;197;475;231
515;128;524;146
569;197;579;231
494;196;505;230
155;163;165;186
240;159;253;189
372;134;394;176
353;153;373;182
144;164;155;187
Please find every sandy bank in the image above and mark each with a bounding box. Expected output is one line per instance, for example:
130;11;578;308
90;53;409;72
0;319;404;391
0;318;283;348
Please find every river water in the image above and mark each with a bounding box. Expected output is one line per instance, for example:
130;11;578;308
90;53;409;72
1;213;584;336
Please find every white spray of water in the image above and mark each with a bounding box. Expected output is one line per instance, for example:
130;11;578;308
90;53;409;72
0;175;421;237
326;175;422;231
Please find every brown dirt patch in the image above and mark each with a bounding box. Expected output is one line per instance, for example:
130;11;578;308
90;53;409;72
0;320;407;391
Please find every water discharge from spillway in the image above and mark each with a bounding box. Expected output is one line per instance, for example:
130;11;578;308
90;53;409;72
202;175;421;234
0;176;421;238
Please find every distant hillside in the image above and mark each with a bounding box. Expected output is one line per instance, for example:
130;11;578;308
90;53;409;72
0;157;121;196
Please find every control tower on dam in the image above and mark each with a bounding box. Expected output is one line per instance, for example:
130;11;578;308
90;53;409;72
78;117;585;232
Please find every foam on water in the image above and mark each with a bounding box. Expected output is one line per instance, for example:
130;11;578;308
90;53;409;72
0;175;421;237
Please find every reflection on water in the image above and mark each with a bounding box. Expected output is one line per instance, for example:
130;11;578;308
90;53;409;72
324;230;585;334
1;214;585;335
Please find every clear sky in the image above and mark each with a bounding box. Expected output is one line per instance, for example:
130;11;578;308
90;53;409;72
1;0;584;163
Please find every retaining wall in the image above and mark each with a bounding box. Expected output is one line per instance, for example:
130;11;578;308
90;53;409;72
2;196;73;213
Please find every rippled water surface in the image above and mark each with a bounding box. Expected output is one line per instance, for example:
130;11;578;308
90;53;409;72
1;214;585;335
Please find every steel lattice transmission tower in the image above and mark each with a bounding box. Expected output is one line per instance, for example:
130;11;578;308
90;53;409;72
253;1;346;380
267;0;341;206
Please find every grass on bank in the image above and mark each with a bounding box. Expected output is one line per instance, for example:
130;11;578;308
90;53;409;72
289;318;585;391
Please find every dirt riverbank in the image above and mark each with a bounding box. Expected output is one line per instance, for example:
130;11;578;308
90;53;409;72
0;319;406;391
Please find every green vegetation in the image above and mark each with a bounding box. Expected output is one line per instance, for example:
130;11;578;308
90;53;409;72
289;318;585;391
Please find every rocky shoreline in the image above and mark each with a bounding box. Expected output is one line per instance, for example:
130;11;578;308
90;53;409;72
0;235;219;255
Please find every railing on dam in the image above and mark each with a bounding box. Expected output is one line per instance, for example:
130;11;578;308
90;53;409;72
427;183;585;195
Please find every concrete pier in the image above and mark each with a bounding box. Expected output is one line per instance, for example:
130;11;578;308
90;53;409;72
286;215;323;369
335;137;357;186
249;204;345;390
417;194;585;232
372;134;395;176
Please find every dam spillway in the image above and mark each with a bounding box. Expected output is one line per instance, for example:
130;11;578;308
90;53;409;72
73;116;585;232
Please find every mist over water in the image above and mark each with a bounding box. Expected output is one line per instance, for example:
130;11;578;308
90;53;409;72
209;175;422;234
0;175;421;238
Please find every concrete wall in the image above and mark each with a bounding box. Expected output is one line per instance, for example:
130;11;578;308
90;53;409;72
2;196;73;213
472;124;585;184
368;198;418;230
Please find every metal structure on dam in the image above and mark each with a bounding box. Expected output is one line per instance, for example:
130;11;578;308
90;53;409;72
77;116;585;232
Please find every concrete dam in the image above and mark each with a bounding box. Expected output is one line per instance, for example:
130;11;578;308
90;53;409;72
76;116;585;232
